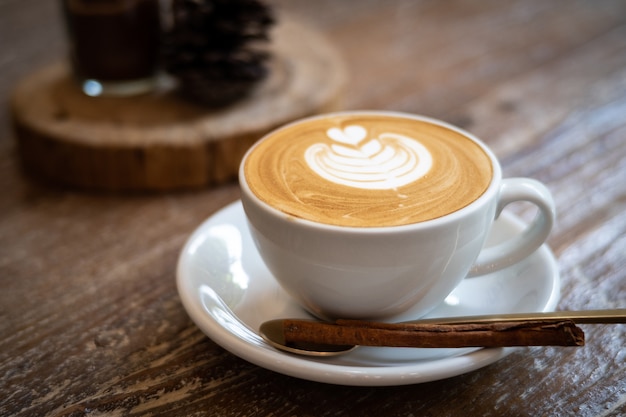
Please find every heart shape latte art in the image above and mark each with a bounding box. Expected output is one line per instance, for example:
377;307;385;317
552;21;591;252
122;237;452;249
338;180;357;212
326;125;367;145
305;125;433;190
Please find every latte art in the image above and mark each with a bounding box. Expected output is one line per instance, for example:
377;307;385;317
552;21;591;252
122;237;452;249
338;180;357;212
305;125;433;190
243;114;493;227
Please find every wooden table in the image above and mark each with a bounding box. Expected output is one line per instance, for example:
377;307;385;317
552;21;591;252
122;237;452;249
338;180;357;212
1;1;624;415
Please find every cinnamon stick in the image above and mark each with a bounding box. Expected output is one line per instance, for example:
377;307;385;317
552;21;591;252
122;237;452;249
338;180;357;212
282;319;585;348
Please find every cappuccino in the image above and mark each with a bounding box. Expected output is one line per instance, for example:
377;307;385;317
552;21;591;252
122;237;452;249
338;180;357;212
244;113;492;227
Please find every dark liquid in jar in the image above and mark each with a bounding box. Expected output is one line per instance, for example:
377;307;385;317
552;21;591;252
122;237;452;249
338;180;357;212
63;0;161;81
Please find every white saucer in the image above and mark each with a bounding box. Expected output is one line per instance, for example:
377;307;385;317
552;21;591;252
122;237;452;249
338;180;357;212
177;201;560;386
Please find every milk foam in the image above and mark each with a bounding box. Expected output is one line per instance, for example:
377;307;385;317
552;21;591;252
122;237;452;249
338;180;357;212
243;114;493;227
305;125;432;190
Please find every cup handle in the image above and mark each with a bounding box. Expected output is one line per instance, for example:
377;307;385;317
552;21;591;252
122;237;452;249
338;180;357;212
467;178;556;277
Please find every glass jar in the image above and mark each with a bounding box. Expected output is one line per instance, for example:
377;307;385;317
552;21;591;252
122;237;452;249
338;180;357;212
62;0;161;96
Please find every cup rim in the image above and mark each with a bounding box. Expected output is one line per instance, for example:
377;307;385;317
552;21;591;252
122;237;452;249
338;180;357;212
239;110;502;233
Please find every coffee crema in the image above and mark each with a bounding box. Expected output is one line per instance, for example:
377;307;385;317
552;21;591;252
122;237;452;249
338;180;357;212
244;114;493;227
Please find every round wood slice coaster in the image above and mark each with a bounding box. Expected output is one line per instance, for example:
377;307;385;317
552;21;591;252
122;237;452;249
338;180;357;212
11;18;346;191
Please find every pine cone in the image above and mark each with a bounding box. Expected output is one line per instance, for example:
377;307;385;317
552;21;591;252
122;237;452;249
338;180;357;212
162;0;275;107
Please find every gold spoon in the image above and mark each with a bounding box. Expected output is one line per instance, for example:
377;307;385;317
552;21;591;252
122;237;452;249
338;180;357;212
259;309;626;357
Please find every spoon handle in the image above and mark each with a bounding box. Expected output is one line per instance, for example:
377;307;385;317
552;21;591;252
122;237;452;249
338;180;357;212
401;309;626;325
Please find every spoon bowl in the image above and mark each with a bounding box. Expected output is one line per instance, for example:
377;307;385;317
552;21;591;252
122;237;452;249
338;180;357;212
260;320;357;356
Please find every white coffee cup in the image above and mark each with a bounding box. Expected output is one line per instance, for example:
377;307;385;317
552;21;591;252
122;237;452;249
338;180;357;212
239;111;555;320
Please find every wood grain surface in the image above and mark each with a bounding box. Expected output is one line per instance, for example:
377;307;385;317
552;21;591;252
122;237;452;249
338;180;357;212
1;1;625;416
